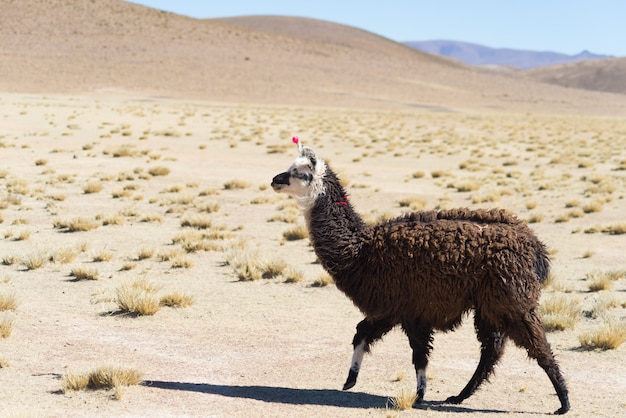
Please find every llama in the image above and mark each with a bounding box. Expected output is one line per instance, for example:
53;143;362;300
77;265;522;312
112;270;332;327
271;137;570;415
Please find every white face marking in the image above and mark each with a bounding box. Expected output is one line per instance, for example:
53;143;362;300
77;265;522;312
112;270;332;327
417;368;427;392
272;153;326;211
350;340;367;373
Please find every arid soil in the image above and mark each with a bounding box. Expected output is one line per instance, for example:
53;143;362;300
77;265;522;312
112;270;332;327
1;94;625;418
1;2;625;417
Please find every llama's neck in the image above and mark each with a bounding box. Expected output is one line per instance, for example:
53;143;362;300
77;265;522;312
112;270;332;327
304;167;367;278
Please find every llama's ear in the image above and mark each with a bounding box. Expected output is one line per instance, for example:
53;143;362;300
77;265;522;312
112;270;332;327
301;146;318;168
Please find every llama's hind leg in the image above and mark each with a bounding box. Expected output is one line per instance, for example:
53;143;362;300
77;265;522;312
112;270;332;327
403;325;434;404
343;318;393;391
508;310;570;415
446;314;505;405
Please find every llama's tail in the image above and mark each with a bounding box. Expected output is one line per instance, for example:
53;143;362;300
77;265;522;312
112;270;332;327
534;240;551;284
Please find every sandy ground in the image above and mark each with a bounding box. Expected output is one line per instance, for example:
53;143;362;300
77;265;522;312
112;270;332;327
0;93;625;417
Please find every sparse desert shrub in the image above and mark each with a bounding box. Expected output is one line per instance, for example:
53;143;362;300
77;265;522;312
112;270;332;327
92;250;114;262
602;223;626;235
587;271;613;292
180;214;212;229
387;388;418;411
223;179;249;190
283;267;304;283
70;267;99;281
397;197;427;210
136;247;154;261
0;318;14;338
52;247;79;264
120;262;137;271
160;292;194;308
2;255;20;266
526;213;543;224
311;273;334;287
450;179;481;192
115;279;161;315
157;248;184;261
0;357;9;368
0;292;17;311
16;229;31;241
140;213;163;223
111;189;132;199
171;255;194;269
148;166;170;176
283;225;308;241
261;258;287;279
578;320;626;350
62;366;143;399
198;202;220;213
582;200;603;213
540;295;580;331
23;253;47;270
83;181;104;194
54;217;100;232
102;214;125;226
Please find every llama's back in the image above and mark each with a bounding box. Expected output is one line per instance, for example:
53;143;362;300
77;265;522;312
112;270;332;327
375;207;550;284
400;207;523;226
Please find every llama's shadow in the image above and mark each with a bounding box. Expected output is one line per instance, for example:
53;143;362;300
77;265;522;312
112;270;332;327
144;381;386;408
144;381;518;413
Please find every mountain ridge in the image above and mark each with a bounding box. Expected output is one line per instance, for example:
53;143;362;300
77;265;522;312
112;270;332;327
405;40;612;70
1;1;625;115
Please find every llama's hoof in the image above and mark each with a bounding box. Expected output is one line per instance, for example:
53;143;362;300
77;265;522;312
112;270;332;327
415;389;425;404
342;370;358;390
554;406;570;415
444;395;463;405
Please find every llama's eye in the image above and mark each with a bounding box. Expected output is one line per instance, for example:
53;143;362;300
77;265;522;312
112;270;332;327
293;171;313;182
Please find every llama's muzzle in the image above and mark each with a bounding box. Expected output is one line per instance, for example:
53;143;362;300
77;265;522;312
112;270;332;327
271;171;290;190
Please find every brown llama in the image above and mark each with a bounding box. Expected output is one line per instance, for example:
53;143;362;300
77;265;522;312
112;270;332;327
270;138;569;415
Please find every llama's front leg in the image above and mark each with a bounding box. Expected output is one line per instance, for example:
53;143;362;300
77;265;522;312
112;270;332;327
343;318;393;390
404;324;434;403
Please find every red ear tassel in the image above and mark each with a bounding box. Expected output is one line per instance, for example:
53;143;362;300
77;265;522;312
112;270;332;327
292;136;299;144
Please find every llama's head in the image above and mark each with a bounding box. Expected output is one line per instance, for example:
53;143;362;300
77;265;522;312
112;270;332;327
271;137;326;210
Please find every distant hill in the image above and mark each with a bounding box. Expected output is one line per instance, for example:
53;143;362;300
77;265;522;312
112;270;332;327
1;1;625;114
405;40;611;70
527;57;626;94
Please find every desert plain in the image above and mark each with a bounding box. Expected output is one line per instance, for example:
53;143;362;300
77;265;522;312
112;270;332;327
0;92;625;418
1;2;626;418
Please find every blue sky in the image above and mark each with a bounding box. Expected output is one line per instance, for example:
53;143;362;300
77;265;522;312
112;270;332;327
127;1;625;56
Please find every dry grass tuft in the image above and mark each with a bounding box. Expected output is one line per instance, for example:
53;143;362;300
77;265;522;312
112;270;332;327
1;317;15;338
540;294;580;331
311;273;335;287
70;267;99;281
52;247;79;264
92;250;114;262
223;179;249;190
283;267;304;283
180;214;212;229
136;247;154;261
586;271;613;292
160;292;194;308
578;320;626;350
0;292;17;312
397;196;427;210
115;279;161;315
54;217;100;232
387;388;417;411
23;253;48;270
283;225;308;241
62;366;143;398
147;166;170;176
83;181;104;194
